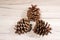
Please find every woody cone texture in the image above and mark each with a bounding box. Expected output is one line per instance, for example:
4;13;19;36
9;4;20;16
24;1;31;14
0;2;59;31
33;20;52;36
14;4;52;36
27;5;40;21
14;18;32;35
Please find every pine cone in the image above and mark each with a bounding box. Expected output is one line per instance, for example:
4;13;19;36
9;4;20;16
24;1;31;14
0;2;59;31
14;18;32;35
33;20;52;36
27;4;40;21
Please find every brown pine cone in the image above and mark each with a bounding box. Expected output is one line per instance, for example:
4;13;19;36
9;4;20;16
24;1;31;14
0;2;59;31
33;20;52;36
27;4;40;21
14;18;32;35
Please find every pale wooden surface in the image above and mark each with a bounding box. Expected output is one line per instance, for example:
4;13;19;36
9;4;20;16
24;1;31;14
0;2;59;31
0;0;60;40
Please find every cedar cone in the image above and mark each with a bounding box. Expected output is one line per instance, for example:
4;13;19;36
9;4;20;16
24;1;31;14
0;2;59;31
27;4;40;21
33;20;52;36
14;18;32;35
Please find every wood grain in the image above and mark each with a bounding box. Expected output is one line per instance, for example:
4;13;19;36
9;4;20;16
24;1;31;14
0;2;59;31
0;0;60;40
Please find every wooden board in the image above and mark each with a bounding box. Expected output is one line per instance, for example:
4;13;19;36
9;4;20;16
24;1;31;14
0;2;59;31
0;0;60;40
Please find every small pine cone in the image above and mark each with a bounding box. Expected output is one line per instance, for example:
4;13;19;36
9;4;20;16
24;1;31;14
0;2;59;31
33;20;52;36
14;18;32;35
27;4;40;21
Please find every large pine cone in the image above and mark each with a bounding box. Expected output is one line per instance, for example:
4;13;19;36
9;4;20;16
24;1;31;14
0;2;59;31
27;5;40;21
14;18;32;35
33;20;52;36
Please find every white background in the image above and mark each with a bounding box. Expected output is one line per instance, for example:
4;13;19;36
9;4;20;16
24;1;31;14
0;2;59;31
0;0;60;40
